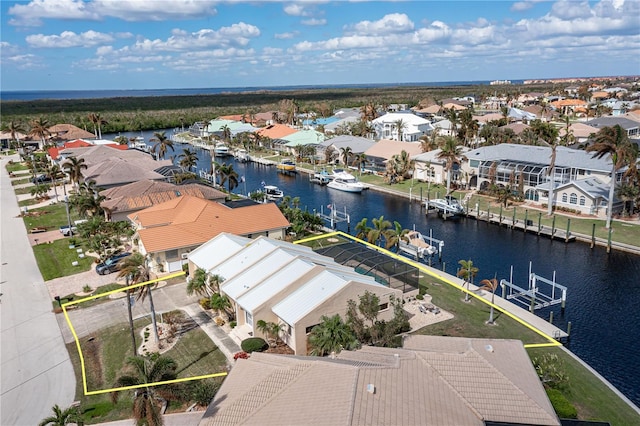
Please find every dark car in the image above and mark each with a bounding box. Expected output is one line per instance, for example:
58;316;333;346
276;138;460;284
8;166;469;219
31;174;52;184
95;252;131;275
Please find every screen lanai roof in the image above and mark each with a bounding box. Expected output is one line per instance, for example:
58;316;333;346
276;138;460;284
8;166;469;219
272;269;387;325
466;143;612;172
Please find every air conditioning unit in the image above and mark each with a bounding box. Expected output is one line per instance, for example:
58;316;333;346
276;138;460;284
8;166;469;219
181;253;189;259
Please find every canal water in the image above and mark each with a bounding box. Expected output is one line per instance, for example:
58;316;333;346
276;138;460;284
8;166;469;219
112;131;640;407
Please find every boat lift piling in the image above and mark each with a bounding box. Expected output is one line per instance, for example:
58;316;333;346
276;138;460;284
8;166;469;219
318;205;350;231
500;261;567;315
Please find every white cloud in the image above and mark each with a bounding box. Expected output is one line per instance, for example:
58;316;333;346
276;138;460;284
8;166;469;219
275;31;299;40
302;18;326;26
284;4;309;17
413;21;451;43
511;2;534;12
550;0;593;20
348;13;414;36
26;30;115;48
8;0;218;26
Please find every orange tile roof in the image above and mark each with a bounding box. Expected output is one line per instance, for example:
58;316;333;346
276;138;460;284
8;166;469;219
129;196;289;253
218;114;243;121
256;124;298;139
550;99;587;107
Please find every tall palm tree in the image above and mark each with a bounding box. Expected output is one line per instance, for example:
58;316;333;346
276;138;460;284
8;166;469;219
87;113;108;139
150;132;174;160
383;221;409;250
479;277;499;324
178;148;198;171
587;125;635;229
308;314;358;356
117;253;160;345
368;215;392;246
351;153;367;175
217;162;239;193
38;404;82;426
29;117;51;150
457;259;479;302
3;120;26;150
354;218;371;240
44;163;63;202
360;102;377;122
219;125;231;142
419;134;438;152
111;354;181;426
393;119;407;141
62;156;87;190
436;136;464;194
340;146;353;166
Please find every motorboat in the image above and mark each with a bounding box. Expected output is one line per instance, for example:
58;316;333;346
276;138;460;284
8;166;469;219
235;148;249;162
425;195;465;216
214;142;231;157
310;170;331;185
276;159;296;172
327;170;364;193
398;230;437;259
263;185;284;201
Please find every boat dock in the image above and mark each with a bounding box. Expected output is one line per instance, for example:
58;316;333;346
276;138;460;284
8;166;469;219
466;210;576;242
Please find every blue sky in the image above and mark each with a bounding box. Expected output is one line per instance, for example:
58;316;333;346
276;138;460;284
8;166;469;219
1;0;638;91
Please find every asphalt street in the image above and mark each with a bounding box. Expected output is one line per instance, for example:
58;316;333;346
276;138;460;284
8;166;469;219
1;154;76;425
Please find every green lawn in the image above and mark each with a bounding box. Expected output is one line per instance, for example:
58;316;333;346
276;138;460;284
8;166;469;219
22;203;82;231
66;310;227;424
5;161;29;173
33;238;94;280
11;177;31;186
527;347;640;426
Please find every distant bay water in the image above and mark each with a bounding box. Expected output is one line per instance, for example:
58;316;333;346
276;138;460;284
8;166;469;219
1;80;523;102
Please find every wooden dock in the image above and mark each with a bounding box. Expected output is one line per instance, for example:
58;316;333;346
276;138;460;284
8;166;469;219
466;210;576;242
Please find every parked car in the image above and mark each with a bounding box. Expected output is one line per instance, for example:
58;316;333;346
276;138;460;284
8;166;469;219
32;174;52;184
95;252;131;275
59;219;88;236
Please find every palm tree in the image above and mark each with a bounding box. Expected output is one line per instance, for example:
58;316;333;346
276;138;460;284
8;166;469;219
340;146;353;166
113;135;129;145
29;117;51;150
217;162;239;193
219;125;231;142
616;183;639;217
256;319;282;346
354;218;371;240
3;120;26;150
186;268;211;297
368;215;392;246
479;277;499;324
308;314;358;356
38;404;82;426
87;113;108;139
457;259;478;302
530;120;560;215
360;102;377;122
419;134;438;152
45;163;63;202
383;221;409;250
117;253;160;345
587;125;635;229
351;153;367;175
210;293;230;318
150;132;174;160
436;136;464;194
178;148;198;171
112;354;181;426
62;156;87;190
393;119;407;141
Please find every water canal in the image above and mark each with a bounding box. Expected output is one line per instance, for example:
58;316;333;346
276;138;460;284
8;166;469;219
114;131;640;407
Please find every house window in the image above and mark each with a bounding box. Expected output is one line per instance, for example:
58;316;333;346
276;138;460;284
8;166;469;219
165;249;179;260
245;311;253;327
305;324;319;334
569;193;577;204
379;303;389;311
469;160;479;168
562;194;568;203
579;196;586;206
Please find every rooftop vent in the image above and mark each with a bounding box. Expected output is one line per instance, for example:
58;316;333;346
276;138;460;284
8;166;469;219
485;344;494;353
366;384;376;394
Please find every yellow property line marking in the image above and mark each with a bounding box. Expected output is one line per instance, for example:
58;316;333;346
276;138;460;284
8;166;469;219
62;271;227;395
296;231;562;348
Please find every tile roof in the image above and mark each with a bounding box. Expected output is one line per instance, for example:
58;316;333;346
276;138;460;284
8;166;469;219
83;157;166;187
129;196;289;253
47;124;96;141
101;180;226;214
201;336;559;426
364;139;423;161
319;135;376;153
282;129;325;146
256;124;298;139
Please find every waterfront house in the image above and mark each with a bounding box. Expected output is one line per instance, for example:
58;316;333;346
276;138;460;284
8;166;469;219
364;139;423;171
128;196;289;274
412;149;447;187
585;116;640;138
200;335;560;426
188;233;402;354
255;123;298;146
100;179;226;222
371;112;433;142
536;177;620;217
280;129;324;155
558;122;599;145
318;135;376;164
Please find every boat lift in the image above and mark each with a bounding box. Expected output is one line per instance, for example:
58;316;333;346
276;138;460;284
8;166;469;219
317;204;350;231
397;226;444;265
500;262;567;313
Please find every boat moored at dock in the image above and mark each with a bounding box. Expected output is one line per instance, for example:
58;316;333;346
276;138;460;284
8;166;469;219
425;195;464;217
276;159;296;173
263;185;284;201
214;142;231;157
310;170;332;185
398;230;438;259
327;170;364;193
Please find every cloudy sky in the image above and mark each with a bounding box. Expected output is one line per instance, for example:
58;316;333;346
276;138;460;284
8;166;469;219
1;0;638;92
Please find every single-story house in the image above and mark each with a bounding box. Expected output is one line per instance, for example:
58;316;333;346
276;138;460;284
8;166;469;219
100;180;227;222
280;129;325;154
128;196;289;273
364;139;423;171
255;124;298;142
188;233;402;354
585;116;640;138
372;112;433;142
200;335;560;426
47;124;96;141
559;122;599;145
319;135;376;164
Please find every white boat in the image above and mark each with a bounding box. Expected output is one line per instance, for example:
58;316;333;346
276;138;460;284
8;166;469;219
398;230;437;259
425;195;465;216
235;148;249;162
214;142;231;157
310;170;331;185
327;170;364;193
263;185;284;201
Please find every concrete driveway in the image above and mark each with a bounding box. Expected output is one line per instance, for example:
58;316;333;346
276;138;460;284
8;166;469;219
1;154;76;425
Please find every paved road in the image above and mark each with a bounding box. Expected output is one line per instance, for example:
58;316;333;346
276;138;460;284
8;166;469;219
1;155;76;425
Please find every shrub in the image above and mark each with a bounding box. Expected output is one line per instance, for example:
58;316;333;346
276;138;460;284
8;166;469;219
546;388;577;419
532;353;569;391
233;351;249;360
189;380;221;407
241;337;268;353
182;263;189;275
82;284;92;293
416;293;424;300
214;316;225;326
199;298;211;310
230;320;237;328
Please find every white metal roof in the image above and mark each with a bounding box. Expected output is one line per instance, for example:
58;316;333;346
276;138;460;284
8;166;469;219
188;233;250;270
236;258;317;313
209;238;282;282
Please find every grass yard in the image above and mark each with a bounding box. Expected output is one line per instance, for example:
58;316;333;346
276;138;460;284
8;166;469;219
18;198;41;207
22;203;83;231
5;161;29;173
527;347;640;426
33;238;94;280
11;177;31;186
66;310;227;424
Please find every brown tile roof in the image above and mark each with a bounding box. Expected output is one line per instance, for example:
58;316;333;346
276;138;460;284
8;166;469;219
550;99;587;108
200;336;559;426
47;124;96;141
364;139;423;161
129;195;289;253
256;124;298;139
101;180;226;214
503;122;530;135
83;157;166;187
